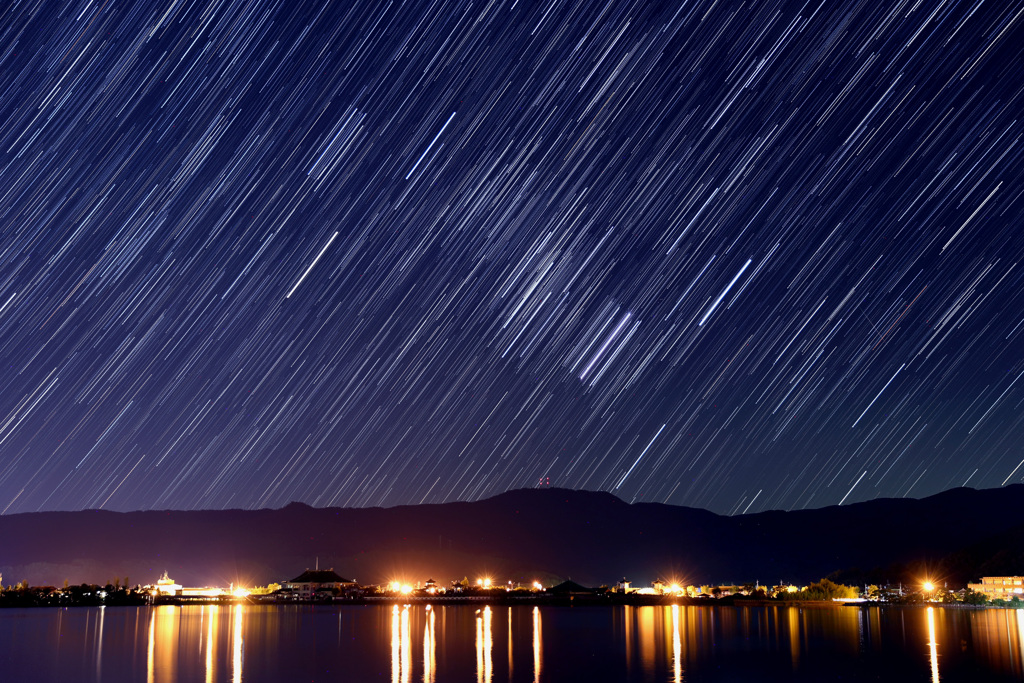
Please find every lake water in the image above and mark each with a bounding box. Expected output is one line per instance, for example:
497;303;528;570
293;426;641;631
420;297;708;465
2;603;1024;681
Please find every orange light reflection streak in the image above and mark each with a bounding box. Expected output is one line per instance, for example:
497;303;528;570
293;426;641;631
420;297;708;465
476;606;492;683
231;604;243;683
533;606;542;683
926;606;939;683
423;606;436;683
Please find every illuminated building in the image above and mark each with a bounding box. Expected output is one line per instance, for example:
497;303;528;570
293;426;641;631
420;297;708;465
968;577;1024;600
147;571;228;600
650;580;688;596
282;569;356;600
152;571;182;597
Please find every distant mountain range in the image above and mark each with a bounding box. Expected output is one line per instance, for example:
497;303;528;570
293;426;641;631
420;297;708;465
2;486;1023;589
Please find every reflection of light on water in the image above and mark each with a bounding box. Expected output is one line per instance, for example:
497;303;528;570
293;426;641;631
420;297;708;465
623;605;634;669
96;606;105;681
232;604;243;683
671;604;682;683
475;610;482;683
927;607;939;683
205;606;219;683
1017;609;1024;675
147;611;155;683
638;606;655;674
787;607;800;669
485;606;492;682
392;605;400;683
620;604;692;680
423;606;436;683
508;608;513;681
402;606;411;683
532;606;542;683
930;607;1024;678
205;610;213;683
147;606;178;683
74;601;1024;683
476;606;492;683
390;604;412;683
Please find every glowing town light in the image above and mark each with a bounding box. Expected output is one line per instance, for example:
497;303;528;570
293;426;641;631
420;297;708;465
923;581;935;592
400;584;414;595
390;581;402;593
232;587;250;598
532;582;543;591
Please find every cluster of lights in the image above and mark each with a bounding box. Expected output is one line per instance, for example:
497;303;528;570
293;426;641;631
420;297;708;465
147;573;255;600
388;581;415;594
384;577;546;594
147;574;954;602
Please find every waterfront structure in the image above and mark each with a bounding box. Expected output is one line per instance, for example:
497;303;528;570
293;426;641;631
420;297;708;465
968;577;1024;600
147;572;231;600
547;580;594;596
152;572;182;597
282;569;356;600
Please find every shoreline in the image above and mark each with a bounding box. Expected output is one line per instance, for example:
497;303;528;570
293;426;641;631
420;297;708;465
13;595;995;610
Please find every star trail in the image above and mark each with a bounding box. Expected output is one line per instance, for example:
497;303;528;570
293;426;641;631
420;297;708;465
0;0;1022;515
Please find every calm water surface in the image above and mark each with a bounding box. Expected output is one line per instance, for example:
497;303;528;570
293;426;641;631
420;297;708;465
2;603;1024;682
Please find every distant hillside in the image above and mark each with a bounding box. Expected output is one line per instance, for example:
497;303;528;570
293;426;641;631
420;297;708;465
1;486;1023;588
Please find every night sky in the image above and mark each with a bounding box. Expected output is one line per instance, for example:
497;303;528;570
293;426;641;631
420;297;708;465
1;0;1022;516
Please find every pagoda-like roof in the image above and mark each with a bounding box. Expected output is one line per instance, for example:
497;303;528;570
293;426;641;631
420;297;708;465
287;569;353;584
548;579;594;594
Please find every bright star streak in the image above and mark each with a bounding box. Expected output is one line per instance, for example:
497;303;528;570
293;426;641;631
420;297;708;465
698;259;752;326
579;312;633;381
616;423;666;490
286;231;338;299
839;470;867;505
852;364;905;428
406;111;456;180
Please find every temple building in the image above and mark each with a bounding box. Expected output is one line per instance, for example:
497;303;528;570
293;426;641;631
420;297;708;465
147;571;227;599
282;569;357;600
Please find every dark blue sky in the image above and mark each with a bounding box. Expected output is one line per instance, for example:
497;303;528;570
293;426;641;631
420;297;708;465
1;0;1022;514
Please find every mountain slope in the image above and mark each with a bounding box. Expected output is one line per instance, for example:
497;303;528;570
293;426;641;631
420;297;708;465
1;486;1021;588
